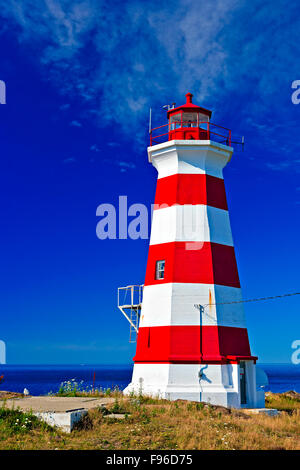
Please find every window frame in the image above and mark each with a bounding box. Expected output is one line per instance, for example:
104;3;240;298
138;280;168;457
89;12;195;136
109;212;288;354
155;259;165;280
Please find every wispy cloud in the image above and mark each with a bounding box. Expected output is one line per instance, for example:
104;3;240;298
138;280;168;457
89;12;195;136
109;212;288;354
69;119;82;127
108;142;121;148
59;103;70;110
0;1;247;118
90;144;100;152
118;161;136;171
1;1;300;167
62;156;76;163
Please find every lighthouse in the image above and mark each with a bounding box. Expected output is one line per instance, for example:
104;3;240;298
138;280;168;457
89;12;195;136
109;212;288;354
123;93;265;409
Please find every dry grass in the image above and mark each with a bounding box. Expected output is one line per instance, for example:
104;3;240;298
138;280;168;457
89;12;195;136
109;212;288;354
1;393;300;450
0;391;25;399
266;391;300;412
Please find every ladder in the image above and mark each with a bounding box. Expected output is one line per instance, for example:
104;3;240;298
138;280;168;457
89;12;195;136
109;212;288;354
118;285;143;342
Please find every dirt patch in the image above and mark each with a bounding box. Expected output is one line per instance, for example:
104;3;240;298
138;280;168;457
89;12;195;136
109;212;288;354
0;391;25;400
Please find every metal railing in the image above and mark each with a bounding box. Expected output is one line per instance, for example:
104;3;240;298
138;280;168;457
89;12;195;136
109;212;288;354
118;285;143;343
149;121;232;147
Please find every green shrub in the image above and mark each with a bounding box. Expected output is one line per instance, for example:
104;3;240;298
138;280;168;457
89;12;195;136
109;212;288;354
0;407;50;436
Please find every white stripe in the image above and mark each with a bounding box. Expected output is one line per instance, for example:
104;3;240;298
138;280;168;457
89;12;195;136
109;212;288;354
149;204;233;246
148;140;232;179
125;363;260;408
129;363;239;388
125;363;242;405
139;283;246;328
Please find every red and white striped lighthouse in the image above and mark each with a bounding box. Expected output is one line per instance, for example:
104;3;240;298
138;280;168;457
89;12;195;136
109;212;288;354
124;93;265;408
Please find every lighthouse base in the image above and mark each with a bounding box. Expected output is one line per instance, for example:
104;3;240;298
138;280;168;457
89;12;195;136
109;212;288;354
124;362;265;409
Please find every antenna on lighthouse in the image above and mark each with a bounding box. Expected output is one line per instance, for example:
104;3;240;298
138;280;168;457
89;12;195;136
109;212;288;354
149;108;152;134
162;103;176;111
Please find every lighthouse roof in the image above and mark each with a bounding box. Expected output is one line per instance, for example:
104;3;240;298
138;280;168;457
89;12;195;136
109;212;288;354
167;92;212;118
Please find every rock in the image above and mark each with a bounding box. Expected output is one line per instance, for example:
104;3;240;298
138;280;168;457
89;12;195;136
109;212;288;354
284;390;300;400
104;413;129;420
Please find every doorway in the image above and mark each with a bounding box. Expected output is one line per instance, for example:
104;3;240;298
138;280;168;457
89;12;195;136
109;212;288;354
240;361;247;405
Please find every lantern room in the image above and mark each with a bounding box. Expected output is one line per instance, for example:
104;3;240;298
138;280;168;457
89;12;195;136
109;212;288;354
168;92;212;141
149;92;233;147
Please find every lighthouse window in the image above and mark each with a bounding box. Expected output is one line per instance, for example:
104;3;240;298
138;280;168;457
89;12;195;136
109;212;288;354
155;260;165;280
170;112;181;130
199;113;209;123
182;113;198;128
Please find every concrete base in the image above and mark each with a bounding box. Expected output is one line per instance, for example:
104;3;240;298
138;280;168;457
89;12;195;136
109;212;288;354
34;409;88;433
0;396;115;432
124;380;241;408
124;361;265;409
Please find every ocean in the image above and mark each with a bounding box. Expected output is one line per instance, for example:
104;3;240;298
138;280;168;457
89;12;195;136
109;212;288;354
0;363;299;396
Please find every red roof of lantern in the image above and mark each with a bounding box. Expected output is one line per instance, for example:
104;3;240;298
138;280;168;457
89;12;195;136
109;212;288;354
167;92;212;118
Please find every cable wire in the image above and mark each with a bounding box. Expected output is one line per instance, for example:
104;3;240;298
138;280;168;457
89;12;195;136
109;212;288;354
203;291;300;308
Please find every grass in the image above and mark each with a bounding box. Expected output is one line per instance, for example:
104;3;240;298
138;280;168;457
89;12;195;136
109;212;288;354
0;405;56;450
0;392;300;450
54;379;121;398
266;391;300;412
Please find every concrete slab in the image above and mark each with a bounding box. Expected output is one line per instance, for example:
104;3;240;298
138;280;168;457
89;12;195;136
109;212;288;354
0;396;115;413
0;396;116;432
34;410;88;433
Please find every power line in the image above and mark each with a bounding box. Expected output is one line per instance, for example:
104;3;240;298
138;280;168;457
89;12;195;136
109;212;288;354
203;291;300;308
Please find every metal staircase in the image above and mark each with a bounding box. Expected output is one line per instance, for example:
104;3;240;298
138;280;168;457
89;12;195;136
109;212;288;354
118;285;143;342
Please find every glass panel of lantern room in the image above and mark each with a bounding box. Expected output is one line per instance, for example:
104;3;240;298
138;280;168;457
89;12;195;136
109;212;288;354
198;113;209;131
170;112;182;130
182;113;198;128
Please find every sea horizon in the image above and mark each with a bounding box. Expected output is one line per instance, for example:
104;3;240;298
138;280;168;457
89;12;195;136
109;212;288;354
1;363;300;396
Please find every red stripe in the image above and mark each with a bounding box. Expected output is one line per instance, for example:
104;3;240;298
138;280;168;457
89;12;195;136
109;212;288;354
145;241;240;288
154;174;228;210
134;325;252;364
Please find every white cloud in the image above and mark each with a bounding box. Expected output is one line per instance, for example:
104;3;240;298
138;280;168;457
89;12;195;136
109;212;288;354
1;0;300;165
118;161;136;169
90;144;100;152
62;156;76;163
60;103;70;110
107;142;120;148
0;1;238;132
69;119;82;127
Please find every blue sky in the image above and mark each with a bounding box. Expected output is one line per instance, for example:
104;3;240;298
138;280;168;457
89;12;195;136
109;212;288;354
0;0;299;364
